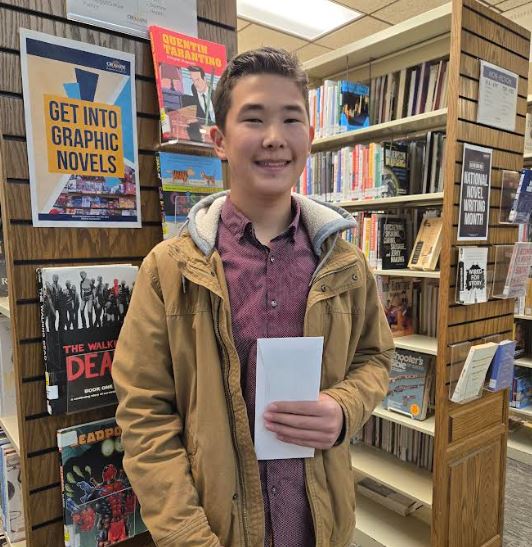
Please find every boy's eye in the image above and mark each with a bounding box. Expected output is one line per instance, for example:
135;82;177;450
244;118;262;123
285;118;302;124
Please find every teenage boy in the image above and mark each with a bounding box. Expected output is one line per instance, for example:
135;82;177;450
112;47;394;547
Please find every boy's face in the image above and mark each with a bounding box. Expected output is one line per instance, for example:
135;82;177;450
211;74;313;200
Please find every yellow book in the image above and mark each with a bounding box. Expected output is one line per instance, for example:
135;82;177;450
408;215;443;271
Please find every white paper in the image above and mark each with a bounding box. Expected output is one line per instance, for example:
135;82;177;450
255;337;323;460
477;60;518;132
67;0;198;39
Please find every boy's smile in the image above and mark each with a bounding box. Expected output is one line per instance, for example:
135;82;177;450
211;73;314;203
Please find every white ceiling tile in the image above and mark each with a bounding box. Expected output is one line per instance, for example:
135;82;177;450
372;0;449;25
237;23;308;53
314;16;390;49
293;43;333;63
497;0;531;11
334;0;398;14
237;18;251;31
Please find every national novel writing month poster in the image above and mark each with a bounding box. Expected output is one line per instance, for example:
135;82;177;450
458;144;492;241
20;29;141;228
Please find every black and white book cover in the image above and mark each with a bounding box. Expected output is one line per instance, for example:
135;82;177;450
457;143;492;241
37;264;137;414
380;217;408;269
457;246;488;305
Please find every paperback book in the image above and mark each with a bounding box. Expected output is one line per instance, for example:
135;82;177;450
57;418;146;547
379;278;414;338
149;26;227;145
356;476;423;516
408;214;443;271
456;246;488;305
382;142;409;196
508;169;532;224
156;152;223;239
339;81;370;132
37;264;138;415
500;243;532;298
487;340;516;392
385;348;433;420
380;217;408;269
0;445;24;543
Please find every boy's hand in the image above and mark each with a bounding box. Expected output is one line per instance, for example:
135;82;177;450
263;393;344;450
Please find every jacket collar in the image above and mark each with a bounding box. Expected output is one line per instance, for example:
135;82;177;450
185;191;357;258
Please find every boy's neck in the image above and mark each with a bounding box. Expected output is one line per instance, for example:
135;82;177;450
229;190;293;247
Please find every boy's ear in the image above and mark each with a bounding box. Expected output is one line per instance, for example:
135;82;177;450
210;125;227;160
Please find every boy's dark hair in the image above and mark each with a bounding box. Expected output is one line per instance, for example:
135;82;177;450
213;47;309;130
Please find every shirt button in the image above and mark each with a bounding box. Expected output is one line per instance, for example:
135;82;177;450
271;299;278;308
270;255;275;263
271;487;277;495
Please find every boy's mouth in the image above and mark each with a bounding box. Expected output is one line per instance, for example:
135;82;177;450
254;160;291;168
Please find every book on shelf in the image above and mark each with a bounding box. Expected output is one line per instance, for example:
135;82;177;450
380;217;408;270
510;370;532;409
149;25;227;146
514;318;532;358
456;246;488;305
450;342;498;403
408;214;443;271
385;349;434;421
499;170;521;224
0;228;6;298
415;279;439;338
37;264;138;415
500;243;532;299
57;417;146;547
0;443;24;543
356;476;423;516
487;340;516;392
382;141;409;196
378;277;414;338
0;317;15;418
156;152;223;239
525;113;532;156
508;169;532;224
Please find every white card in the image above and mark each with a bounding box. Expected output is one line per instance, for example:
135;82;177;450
254;337;323;460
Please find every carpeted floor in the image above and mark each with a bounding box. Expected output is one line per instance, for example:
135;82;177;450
503;456;532;547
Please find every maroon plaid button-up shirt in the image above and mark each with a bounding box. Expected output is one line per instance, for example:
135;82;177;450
217;196;317;547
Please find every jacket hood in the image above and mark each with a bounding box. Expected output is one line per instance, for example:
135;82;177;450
186;190;357;256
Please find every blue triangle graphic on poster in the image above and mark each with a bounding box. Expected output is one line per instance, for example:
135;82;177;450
63;83;80;99
114;80;133;163
75;68;98;101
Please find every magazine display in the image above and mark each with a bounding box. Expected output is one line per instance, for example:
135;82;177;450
149;26;227;145
385;349;433;421
37;264;138;414
57;418;146;547
156;152;223;239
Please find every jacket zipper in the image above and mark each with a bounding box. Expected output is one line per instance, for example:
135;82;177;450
213;296;250;546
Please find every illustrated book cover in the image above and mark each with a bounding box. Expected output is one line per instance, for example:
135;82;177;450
149;25;227;145
508;169;532;224
156;152;223;239
378;278;414;338
457;246;488;305
385;348;433;421
338;81;370;132
381;142;409;196
37;264;138;415
57;418;146;547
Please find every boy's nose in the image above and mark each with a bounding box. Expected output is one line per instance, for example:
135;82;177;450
262;124;286;148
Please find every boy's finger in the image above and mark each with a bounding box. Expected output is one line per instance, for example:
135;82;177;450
267;401;323;415
264;412;321;430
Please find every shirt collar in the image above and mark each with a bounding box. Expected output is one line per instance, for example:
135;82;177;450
220;196;301;244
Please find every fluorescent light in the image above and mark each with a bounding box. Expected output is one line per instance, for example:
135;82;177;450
237;0;363;41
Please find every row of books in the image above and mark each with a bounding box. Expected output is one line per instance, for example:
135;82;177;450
370;58;449;124
354;416;434;472
309;80;370;139
295;132;446;202
0;432;24;544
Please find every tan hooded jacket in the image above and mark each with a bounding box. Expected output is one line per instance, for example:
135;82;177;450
112;192;394;547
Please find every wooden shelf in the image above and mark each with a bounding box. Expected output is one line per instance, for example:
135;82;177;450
0;415;20;455
353;494;431;547
303;3;451;80
373;269;440;279
0;297;10;318
395;334;438;355
372;405;435;437
515;314;532;320
509;406;532;419
338;192;444;211
515;356;532;369
507;426;532;466
311;109;447;153
351;443;433;506
5;535;26;547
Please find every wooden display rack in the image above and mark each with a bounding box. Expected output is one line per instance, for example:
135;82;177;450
304;1;529;545
0;1;236;545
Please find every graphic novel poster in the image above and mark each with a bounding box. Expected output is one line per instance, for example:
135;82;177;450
20;29;141;228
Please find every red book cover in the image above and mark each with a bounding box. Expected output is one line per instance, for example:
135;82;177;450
149;26;227;145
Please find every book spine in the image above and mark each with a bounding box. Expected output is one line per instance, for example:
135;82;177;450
37;269;53;415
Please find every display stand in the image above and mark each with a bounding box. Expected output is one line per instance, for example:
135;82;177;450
0;2;236;545
304;1;529;545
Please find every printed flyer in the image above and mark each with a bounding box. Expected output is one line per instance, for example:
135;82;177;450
20;29;141;228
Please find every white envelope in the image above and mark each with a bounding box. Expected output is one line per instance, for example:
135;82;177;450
254;336;324;460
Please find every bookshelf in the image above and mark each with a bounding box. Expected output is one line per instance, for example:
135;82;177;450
0;416;20;456
515;356;532;369
394;334;438;355
373;269;440;279
0;1;237;546
507;426;532;465
0;297;9;318
510;406;532;419
304;1;530;545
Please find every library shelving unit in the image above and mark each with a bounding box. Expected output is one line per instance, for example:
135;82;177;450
0;1;236;546
304;1;530;545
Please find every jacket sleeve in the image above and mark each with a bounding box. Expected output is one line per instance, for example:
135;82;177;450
112;253;220;547
322;254;394;441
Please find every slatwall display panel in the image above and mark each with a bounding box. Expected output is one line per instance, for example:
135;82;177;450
0;1;237;545
433;1;529;546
